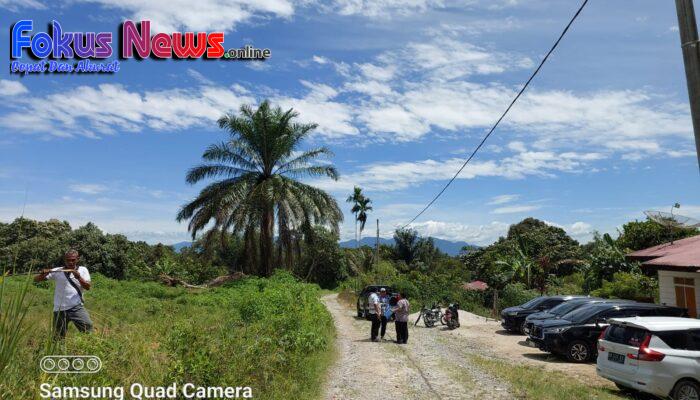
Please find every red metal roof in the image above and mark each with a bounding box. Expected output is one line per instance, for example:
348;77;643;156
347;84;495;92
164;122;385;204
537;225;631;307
463;280;489;291
627;235;700;270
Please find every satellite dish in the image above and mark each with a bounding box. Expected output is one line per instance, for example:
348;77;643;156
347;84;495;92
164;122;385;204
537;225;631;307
644;203;700;229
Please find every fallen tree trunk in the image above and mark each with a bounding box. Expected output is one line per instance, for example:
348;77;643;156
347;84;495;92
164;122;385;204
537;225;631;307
159;272;246;289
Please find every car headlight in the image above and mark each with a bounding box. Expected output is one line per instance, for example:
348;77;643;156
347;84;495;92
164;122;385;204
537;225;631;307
507;311;518;316
544;327;568;334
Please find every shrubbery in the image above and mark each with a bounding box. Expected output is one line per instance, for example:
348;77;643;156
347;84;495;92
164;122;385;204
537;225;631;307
592;272;658;302
1;271;334;400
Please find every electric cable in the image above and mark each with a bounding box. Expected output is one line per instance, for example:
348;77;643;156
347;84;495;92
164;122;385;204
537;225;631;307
402;0;590;229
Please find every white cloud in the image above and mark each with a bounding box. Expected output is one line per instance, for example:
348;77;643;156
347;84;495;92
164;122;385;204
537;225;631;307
507;141;527;153
328;0;448;18
488;194;519;205
569;221;592;236
312;55;330;64
186;69;214;85
0;80;28;96
302;33;694;160
76;0;296;32
491;204;540;214
0;0;45;10
69;184;108;195
312;150;604;194
274;82;359;139
324;0;520;18
407;220;510;245
0;192;193;244
1;83;255;138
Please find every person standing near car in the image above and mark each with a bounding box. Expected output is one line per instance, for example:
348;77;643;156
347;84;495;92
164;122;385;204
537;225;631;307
367;287;382;342
379;288;392;341
34;249;93;339
393;292;410;344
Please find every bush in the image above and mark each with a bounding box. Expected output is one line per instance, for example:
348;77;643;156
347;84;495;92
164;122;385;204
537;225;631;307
591;272;657;302
496;283;540;310
1;270;334;400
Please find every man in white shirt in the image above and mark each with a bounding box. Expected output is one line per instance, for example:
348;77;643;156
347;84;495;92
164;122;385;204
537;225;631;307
35;249;93;338
367;287;382;342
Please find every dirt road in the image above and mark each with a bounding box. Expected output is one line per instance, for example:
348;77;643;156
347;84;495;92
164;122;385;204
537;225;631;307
321;294;511;400
442;310;613;387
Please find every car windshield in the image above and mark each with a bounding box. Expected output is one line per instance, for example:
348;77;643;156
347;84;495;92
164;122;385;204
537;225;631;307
549;301;588;316
521;296;547;309
561;305;604;324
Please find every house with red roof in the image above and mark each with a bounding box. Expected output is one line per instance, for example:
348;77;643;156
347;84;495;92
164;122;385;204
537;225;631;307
627;235;700;318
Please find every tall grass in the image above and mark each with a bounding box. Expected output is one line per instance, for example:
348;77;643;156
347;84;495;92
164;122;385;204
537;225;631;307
1;270;335;399
0;271;31;375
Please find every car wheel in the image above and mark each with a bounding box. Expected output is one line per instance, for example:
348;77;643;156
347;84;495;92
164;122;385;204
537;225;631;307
565;340;591;363
520;321;528;335
673;379;700;400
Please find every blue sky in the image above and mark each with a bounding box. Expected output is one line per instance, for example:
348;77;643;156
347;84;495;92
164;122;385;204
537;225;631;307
0;0;698;246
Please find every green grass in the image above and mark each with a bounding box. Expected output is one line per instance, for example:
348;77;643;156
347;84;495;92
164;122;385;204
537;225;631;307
466;354;628;400
1;271;335;400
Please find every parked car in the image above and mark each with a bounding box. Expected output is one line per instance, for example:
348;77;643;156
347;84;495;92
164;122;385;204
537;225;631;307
528;302;688;363
523;298;633;334
501;295;586;334
597;317;700;400
356;285;396;318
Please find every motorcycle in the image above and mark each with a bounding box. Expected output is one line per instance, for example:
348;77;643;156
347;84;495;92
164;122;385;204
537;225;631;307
414;303;443;327
441;303;460;330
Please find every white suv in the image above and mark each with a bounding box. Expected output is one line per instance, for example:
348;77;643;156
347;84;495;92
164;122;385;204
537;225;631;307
596;317;700;400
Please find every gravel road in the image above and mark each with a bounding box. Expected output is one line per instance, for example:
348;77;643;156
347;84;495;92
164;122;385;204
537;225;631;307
321;294;512;400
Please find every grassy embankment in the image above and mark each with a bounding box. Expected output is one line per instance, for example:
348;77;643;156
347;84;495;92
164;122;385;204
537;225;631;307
467;355;627;400
1;271;335;399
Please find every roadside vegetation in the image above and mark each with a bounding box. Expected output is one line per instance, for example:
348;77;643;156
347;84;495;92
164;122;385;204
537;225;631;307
0;100;698;399
339;217;697;316
0;271;334;399
467;354;624;400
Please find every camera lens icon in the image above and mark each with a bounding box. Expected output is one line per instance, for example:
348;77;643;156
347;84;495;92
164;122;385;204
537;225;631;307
40;356;101;374
57;358;70;371
72;358;84;370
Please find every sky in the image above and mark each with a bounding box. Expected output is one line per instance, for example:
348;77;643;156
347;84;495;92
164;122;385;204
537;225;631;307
0;0;699;246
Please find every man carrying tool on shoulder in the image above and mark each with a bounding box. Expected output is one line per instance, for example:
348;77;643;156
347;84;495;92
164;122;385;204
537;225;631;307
367;287;382;342
34;249;93;339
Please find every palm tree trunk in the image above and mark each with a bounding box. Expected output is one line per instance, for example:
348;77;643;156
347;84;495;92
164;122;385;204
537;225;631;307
260;208;275;277
354;213;358;248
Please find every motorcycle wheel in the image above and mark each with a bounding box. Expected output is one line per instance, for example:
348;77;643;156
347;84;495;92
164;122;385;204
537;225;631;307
425;317;435;327
440;315;448;325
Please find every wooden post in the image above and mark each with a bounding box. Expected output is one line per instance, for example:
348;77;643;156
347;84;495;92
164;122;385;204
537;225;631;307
675;0;700;170
374;219;379;266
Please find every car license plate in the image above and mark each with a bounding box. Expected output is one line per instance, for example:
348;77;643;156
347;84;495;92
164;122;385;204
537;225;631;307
607;352;625;364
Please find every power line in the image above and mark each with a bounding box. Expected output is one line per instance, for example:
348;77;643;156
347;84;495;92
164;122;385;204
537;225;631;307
402;0;589;229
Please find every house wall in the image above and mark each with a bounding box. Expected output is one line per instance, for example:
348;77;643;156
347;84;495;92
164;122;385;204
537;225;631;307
658;270;700;318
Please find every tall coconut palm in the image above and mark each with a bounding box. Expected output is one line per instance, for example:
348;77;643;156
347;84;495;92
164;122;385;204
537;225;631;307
356;196;372;242
176;100;343;277
346;186;363;247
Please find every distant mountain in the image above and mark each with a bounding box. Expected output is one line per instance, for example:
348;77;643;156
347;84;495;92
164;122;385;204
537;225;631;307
339;237;394;249
339;237;478;256
172;237;478;256
170;241;192;252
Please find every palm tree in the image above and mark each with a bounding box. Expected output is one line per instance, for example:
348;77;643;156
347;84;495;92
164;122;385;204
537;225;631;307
356;196;372;242
346;187;363;247
176;100;343;277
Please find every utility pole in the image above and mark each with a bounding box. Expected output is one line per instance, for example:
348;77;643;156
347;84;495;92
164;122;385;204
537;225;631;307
675;0;700;170
375;219;379;267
